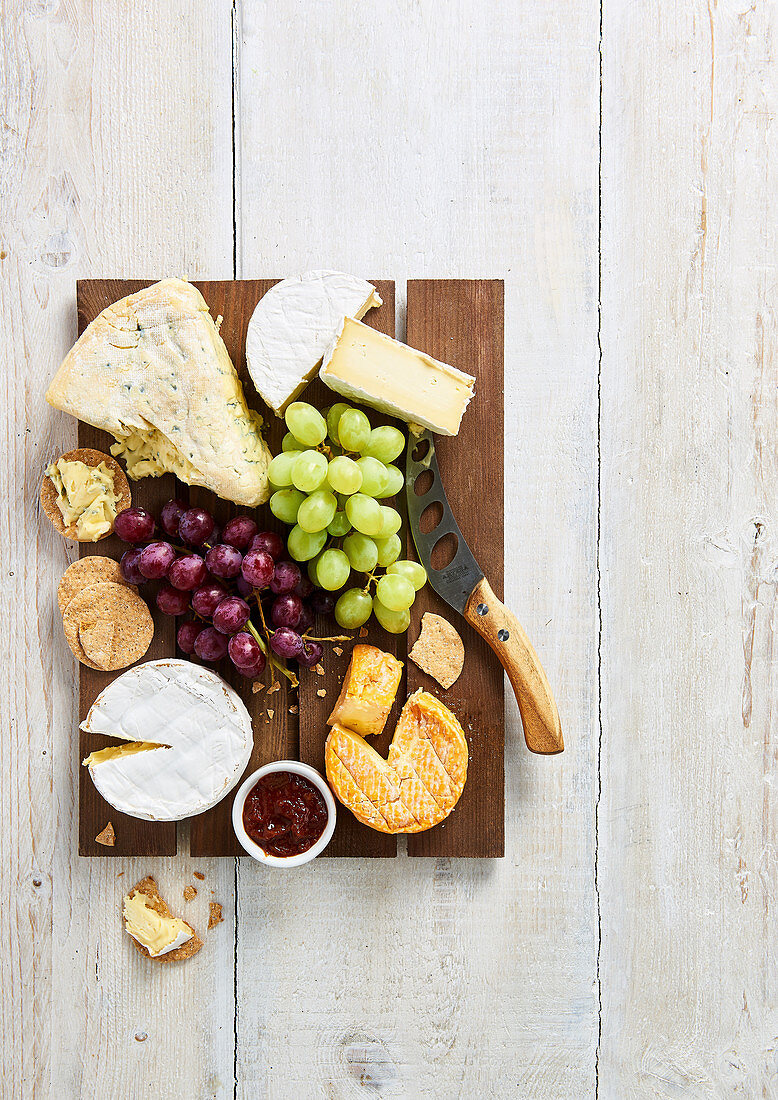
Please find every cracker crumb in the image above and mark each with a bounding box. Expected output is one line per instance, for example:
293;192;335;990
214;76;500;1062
252;681;264;694
267;682;280;695
317;688;327;698
183;885;197;901
193;871;205;881
314;663;325;675
95;822;115;846
333;646;343;656
289;704;299;714
208;902;224;929
116;871;124;877
359;627;368;638
267;708;274;718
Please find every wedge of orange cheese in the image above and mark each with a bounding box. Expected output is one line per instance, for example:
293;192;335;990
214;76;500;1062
325;645;469;833
327;643;402;738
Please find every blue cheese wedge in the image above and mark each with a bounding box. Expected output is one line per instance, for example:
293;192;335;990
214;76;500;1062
245;270;381;414
319;317;475;437
45;279;272;506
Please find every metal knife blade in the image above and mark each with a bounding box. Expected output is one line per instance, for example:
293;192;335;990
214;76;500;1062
405;430;484;614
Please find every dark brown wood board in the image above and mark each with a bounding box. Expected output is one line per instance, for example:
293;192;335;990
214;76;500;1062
405;280;505;858
73;278;504;858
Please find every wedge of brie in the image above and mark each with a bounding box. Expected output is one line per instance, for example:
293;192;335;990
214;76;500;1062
45;279;272;506
245;270;381;414
81;660;253;821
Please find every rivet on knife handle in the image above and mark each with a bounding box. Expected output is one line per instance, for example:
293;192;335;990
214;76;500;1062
464;578;563;755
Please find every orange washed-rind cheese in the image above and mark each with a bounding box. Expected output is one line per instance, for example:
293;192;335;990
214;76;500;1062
327;643;403;738
325;688;469;834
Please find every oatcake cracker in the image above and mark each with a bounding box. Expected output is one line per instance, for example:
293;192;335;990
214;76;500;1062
124;876;202;963
57;556;133;615
408;612;465;690
63;582;153;671
41;448;130;541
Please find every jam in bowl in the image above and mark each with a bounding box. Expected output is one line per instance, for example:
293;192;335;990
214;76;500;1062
232;761;336;866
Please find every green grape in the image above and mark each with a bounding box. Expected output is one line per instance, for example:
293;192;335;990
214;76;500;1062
297;489;337;533
335;588;373;629
307;556;322;584
338;408;371;452
376;464;404;498
287;525;327;562
388;560;427;591
376;505;402;538
345;493;383;536
362;425;405;463
315;548;351;591
327;455;363;495
285;401;327;447
376;573;415;611
291;449;328;492
270;488;305;525
267;451;298;487
356;456;389;497
326;402;353;444
343;532;378;573
281;432;302;453
327;510;352;537
372;598;411;634
375;534;402;567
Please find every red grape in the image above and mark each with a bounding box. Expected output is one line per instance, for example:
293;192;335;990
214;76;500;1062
298;640;324;668
236;576;253;598
169;554;208;591
294;576;314;599
160;498;188;538
213;596;251;635
139;541;176;580
242;549;275;588
156;584;190;616
296;603;315;633
269;627;304;660
191;579;228;618
249;531;284;560
269;560;301;595
228;631;265;671
194;626;229;662
114;507;155;543
177;620;205;654
222;515;258;550
179;507;215;546
120;547;145;585
271;593;303;628
206;543;243;579
310;591;335;615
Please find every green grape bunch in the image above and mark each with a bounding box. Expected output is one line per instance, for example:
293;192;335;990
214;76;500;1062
267;400;427;634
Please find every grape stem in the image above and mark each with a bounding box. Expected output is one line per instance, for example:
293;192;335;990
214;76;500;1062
246;612;299;689
302;633;353;642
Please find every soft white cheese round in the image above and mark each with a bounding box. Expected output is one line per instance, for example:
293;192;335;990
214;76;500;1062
82;659;253;821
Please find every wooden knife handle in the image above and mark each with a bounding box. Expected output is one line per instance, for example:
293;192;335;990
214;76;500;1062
464;577;563;754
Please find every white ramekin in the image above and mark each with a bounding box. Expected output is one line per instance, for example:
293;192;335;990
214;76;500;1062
231;760;336;867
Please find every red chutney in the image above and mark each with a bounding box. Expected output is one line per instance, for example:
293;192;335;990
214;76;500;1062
242;771;329;858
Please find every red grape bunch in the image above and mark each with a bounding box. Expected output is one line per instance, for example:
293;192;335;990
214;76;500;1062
114;501;336;680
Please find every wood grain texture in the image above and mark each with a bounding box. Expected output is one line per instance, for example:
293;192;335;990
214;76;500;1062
0;3;237;1098
405;279;506;857
234;2;599;1096
600;3;778;1095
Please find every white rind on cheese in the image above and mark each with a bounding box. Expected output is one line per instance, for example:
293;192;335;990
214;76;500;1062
319;317;475;437
45;278;272;506
245;270;381;415
81;659;253;821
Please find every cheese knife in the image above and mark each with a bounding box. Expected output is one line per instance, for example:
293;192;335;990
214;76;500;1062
405;430;563;755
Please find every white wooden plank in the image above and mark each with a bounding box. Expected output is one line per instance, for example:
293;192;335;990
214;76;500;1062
0;2;236;1096
600;1;778;1094
236;2;600;1096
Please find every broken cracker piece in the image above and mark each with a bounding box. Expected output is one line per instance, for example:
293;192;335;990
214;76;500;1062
183;885;197;901
408;612;465;690
359;627;368;638
193;871;205;881
252;681;264;694
333;646;343;656
95;821;116;846
208;902;224;929
289;704;299;714
267;708;274;718
123;876;202;963
317;689;327;698
314;663;325;675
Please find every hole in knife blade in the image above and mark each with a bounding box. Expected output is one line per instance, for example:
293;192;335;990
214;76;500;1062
420;501;443;533
431;532;458;570
413;470;434;497
411;438;430;462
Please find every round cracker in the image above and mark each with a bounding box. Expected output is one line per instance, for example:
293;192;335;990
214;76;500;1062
41;449;131;542
63;582;154;671
58;556;133;616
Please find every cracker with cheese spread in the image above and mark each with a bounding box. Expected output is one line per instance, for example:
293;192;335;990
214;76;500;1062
41;448;130;542
123;877;202;963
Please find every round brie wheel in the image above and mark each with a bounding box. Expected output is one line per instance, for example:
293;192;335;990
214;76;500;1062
81;659;253;821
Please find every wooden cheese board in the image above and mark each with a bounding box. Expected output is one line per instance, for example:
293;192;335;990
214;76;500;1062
75;278;504;858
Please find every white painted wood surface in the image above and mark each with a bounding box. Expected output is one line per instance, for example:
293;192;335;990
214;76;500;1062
3;0;773;1096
